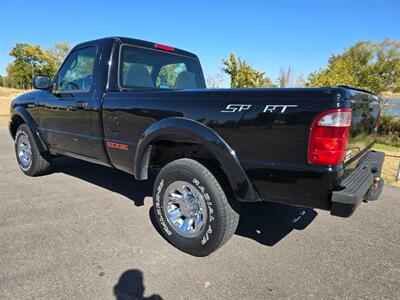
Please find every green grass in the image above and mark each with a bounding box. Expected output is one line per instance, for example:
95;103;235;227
373;143;400;187
373;143;400;153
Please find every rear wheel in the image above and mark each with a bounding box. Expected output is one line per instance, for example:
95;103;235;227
15;124;51;176
152;158;239;256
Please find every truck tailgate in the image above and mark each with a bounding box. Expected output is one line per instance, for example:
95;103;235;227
344;88;380;165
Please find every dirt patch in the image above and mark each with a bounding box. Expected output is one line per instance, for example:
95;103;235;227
0;97;13;115
0;116;9;127
0;87;26;127
380;151;400;187
0;96;12;126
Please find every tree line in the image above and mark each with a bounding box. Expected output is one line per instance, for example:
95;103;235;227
1;39;399;96
212;39;400;95
0;42;70;89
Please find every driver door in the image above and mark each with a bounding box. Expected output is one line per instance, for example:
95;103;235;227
38;46;97;157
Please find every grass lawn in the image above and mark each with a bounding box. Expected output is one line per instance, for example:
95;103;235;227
373;143;400;187
373;143;400;153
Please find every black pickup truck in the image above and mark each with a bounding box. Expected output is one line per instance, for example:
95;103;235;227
9;37;385;256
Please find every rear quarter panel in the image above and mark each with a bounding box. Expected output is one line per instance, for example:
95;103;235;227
103;88;347;209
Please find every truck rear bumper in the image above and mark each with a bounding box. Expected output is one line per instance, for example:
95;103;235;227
331;151;385;217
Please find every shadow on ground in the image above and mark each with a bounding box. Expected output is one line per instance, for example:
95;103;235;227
114;269;163;300
52;156;154;207
52;156;317;247
235;201;317;246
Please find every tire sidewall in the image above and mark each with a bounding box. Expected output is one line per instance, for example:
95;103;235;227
153;162;224;255
15;126;34;173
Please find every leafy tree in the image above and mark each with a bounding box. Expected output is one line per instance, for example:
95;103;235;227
377;115;400;146
4;64;16;88
7;43;51;89
5;41;71;89
307;39;400;94
45;42;71;67
222;53;273;88
0;75;3;87
156;64;186;87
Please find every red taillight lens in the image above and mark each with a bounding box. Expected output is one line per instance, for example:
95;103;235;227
154;43;174;52
308;108;352;166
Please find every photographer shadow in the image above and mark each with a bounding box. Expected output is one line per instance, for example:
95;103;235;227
114;269;163;300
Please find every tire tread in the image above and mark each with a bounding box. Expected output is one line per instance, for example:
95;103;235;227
155;158;239;255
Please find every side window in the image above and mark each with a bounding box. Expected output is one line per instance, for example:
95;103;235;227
156;63;187;88
57;47;96;92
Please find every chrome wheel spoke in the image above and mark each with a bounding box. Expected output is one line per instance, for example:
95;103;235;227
168;192;183;204
176;184;189;195
17;135;32;167
181;217;193;233
163;181;208;238
194;213;204;231
167;207;181;224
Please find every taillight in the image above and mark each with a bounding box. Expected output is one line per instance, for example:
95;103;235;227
154;43;174;52
308;108;352;166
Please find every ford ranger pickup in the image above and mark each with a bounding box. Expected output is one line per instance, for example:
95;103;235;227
9;37;385;256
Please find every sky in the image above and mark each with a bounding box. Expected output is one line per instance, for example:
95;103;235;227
1;0;399;86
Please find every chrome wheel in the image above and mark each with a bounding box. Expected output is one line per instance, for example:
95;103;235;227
163;181;208;238
17;134;32;168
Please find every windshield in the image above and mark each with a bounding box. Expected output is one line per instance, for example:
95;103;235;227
119;45;204;90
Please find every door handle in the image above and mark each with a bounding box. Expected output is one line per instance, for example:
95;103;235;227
107;115;120;134
75;101;86;108
113;116;120;126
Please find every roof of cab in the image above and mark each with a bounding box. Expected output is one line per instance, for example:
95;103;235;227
73;36;199;59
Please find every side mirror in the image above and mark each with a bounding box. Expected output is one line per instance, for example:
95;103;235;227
33;75;52;90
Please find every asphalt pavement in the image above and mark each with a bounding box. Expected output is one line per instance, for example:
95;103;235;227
0;127;399;299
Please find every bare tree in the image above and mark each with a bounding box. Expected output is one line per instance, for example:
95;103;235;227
278;67;293;88
295;74;307;87
206;74;224;88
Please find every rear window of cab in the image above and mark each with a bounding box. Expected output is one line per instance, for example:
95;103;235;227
119;45;204;90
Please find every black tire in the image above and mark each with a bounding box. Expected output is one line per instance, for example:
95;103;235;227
14;124;51;176
152;158;239;256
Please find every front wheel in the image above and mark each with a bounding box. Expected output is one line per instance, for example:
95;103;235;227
152;158;239;256
15;124;51;176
